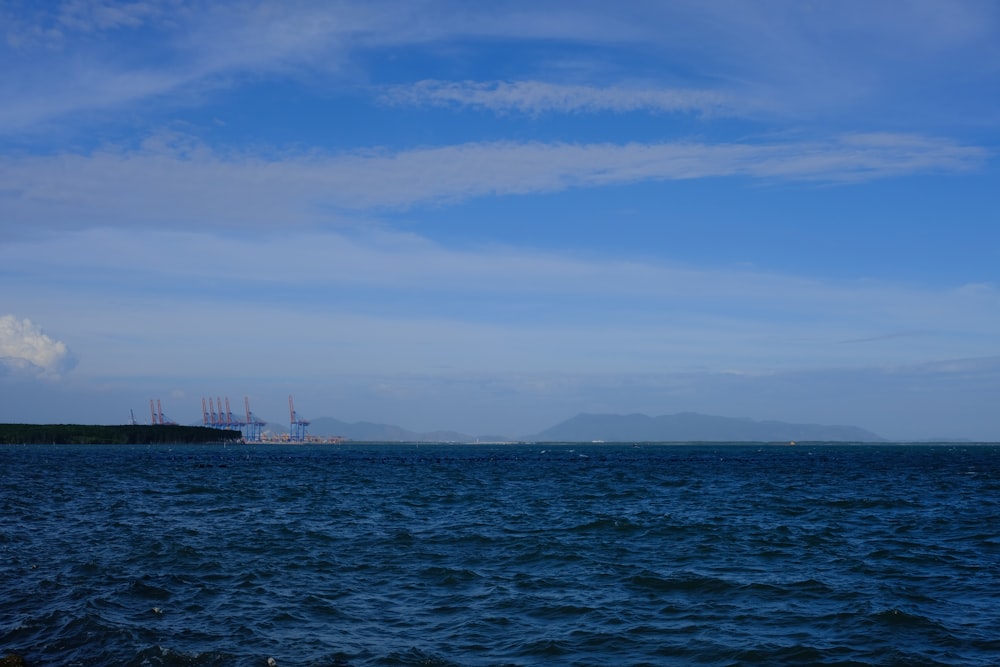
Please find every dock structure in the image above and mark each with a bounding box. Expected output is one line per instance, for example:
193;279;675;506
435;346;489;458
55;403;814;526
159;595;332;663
243;396;266;442
150;395;316;443
202;396;248;435
289;395;310;442
149;399;177;425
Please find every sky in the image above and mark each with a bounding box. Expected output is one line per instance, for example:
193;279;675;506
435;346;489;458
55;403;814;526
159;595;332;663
1;0;999;440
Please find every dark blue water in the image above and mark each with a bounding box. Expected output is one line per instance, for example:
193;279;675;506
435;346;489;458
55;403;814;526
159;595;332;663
1;443;998;666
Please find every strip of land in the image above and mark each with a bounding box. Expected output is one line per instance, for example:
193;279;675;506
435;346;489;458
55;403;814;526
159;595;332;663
0;424;242;445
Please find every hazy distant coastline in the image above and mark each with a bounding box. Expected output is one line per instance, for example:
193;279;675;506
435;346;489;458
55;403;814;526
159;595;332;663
297;411;887;443
9;413;985;445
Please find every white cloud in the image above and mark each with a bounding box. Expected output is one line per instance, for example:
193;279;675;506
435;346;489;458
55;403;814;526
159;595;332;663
378;80;734;116
0;315;76;377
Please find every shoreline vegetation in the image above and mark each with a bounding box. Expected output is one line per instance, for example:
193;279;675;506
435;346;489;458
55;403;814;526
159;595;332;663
0;424;242;445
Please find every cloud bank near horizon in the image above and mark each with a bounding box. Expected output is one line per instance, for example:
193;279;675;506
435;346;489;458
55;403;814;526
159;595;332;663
3;228;997;379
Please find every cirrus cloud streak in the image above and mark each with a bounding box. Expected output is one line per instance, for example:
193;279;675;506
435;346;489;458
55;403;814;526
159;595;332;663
1;133;986;233
377;80;736;116
3;228;997;377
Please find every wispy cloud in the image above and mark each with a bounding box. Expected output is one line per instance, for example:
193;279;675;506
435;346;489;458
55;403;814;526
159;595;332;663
0;2;380;133
2;133;986;231
3;222;997;437
378;80;734;116
2;2;997;438
4;2;997;135
4;228;998;376
837;331;927;345
55;0;170;33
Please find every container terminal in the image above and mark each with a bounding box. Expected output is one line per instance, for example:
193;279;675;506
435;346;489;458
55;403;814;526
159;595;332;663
145;395;344;443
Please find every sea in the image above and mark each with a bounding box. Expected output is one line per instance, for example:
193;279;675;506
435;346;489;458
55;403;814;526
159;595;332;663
1;442;998;667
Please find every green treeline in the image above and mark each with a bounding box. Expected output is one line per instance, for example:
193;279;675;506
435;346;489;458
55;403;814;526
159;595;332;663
0;424;243;445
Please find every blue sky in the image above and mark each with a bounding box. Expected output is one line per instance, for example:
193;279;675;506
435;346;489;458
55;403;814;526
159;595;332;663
1;1;999;440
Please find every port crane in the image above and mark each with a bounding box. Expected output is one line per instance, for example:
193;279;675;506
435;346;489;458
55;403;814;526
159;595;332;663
149;399;176;425
244;396;266;442
289;395;310;442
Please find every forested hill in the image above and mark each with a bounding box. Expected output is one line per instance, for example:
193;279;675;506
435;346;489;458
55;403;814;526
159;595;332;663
0;424;242;445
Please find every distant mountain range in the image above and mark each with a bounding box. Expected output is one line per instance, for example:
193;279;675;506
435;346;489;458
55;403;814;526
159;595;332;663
533;412;884;443
292;412;884;443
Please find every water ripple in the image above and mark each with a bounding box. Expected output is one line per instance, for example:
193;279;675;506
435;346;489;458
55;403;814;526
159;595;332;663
1;443;998;666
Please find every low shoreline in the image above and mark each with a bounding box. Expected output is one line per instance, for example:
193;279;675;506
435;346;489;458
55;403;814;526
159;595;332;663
0;423;243;445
